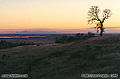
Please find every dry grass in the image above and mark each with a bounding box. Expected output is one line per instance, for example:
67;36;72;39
0;35;120;79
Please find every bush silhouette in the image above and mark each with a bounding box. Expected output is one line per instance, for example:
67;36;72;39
0;40;34;49
81;33;84;36
55;32;95;43
67;36;75;42
75;33;81;40
88;32;95;37
62;35;68;41
55;35;75;43
55;36;67;43
0;40;15;49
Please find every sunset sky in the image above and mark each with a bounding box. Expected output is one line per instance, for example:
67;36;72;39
0;0;120;33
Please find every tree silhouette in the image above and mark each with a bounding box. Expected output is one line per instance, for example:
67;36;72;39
88;6;112;36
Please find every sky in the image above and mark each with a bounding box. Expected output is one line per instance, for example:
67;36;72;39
0;0;120;33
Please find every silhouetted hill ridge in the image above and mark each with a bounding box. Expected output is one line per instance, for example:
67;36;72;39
15;30;57;34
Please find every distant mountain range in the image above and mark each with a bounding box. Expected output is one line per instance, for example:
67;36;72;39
14;30;58;34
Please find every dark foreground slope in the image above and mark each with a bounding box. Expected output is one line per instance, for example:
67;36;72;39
0;35;120;79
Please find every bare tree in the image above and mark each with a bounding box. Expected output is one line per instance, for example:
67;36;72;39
88;6;112;36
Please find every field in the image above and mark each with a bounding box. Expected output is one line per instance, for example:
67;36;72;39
0;35;120;79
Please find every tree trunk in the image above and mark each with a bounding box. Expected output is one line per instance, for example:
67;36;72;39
100;30;103;36
100;23;103;36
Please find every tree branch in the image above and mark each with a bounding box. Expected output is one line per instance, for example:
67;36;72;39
96;13;101;22
102;17;106;23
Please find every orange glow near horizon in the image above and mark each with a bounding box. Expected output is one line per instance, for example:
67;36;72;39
0;0;120;33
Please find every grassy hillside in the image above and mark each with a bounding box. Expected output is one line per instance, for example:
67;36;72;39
0;35;120;79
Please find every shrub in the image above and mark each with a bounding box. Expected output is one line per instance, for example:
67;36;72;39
2;54;10;60
0;40;34;49
88;32;95;37
62;35;68;41
67;36;75;42
0;40;15;49
55;35;75;43
75;33;81;40
37;44;40;46
55;37;63;43
81;33;84;36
